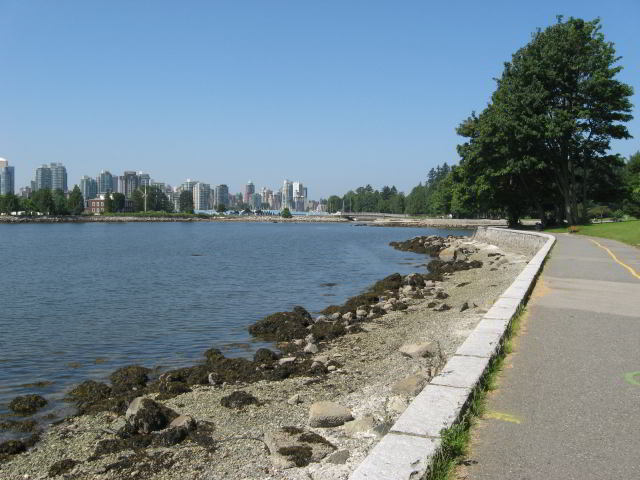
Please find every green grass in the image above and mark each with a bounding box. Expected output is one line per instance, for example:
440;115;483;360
424;306;525;480
546;220;640;246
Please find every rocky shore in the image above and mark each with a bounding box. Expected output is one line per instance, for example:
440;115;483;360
0;215;349;224
0;235;531;480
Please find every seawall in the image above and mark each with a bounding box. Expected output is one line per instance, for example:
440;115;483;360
350;227;555;479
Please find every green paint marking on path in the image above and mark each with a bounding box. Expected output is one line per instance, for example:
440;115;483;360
623;372;640;386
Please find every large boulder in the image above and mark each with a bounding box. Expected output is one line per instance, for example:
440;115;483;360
109;365;150;393
248;310;313;341
391;374;427;396
8;394;47;415
125;397;178;434
264;426;336;468
220;391;259;409
309;401;353;428
399;342;437;359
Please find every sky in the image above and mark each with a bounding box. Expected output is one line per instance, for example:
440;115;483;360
1;0;638;199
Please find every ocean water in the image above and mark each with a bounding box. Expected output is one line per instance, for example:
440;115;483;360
0;222;469;433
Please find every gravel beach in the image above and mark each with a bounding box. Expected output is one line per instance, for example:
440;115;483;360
0;236;530;480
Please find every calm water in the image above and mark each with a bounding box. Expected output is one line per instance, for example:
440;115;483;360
0;222;469;433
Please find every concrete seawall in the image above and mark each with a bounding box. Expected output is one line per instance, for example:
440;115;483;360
472;226;547;256
350;227;555;479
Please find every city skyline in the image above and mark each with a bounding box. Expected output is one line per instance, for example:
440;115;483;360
1;1;637;198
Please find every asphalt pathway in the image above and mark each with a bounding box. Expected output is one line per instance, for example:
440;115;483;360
462;233;640;480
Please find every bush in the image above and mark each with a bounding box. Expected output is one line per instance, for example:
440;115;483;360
281;207;293;219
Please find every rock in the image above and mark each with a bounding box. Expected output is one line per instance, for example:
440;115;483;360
207;372;219;385
65;380;111;403
391;374;427;396
326;449;350;464
330;312;341;320
342;312;354;321
279;356;297;366
169;414;196;431
0;439;26;455
399;342;436;359
315;315;327;322
0;419;37;433
401;285;413;295
125;397;178;434
393;301;408;311
327;365;337;372
434;303;451;312
48;459;79;477
220;391;259;409
355;309;367;318
253;348;280;364
383;303;394;311
460;302;470;312
265;427;336;468
387;396;409;415
151;426;189;447
305;334;315;344
343;414;376;435
293;339;305;346
311;321;346;341
109;365;150;393
287;394;302;405
439;245;458;261
248;309;314;341
313;355;329;365
309;401;353;428
8;394;47;415
304;343;319;354
435;291;449;300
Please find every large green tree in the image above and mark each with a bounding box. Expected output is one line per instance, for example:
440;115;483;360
132;186;172;212
68;185;85;215
457;17;633;225
32;189;55;215
0;194;20;215
178;190;194;213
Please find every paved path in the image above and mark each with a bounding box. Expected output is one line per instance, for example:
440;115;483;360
462;233;640;480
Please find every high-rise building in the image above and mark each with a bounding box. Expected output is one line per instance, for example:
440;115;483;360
0;158;15;195
123;171;139;198
250;193;262;210
181;179;197;193
35;165;52;191
193;182;211;210
50;163;67;192
215;184;229;207
282;179;293;209
138;172;151;187
271;191;282;210
244;181;255;204
97;170;113;194
80;175;98;200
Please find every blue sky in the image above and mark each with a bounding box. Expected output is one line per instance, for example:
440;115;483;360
1;0;638;199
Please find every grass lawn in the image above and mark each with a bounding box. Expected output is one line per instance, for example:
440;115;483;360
546;220;640;246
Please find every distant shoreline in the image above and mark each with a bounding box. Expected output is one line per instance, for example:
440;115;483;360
0;214;507;228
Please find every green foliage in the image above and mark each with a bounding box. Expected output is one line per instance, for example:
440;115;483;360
587;205;612;220
31;189;54;215
67;185;85;215
112;193;126;212
326;195;342;213
281;207;293;218
132;186;172;212
104;192;114;213
456;17;633;226
405;164;456;216
0;193;20;214
179;190;194;213
622;151;640;217
216;203;227;213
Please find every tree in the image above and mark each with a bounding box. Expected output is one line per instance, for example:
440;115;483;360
216;203;227;213
68;185;85;215
178;190;194;213
32;189;54;215
0;194;20;215
623;151;640;217
112;193;126;213
327;195;342;213
457;17;633;226
104;192;114;213
281;207;293;218
132;186;172;212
